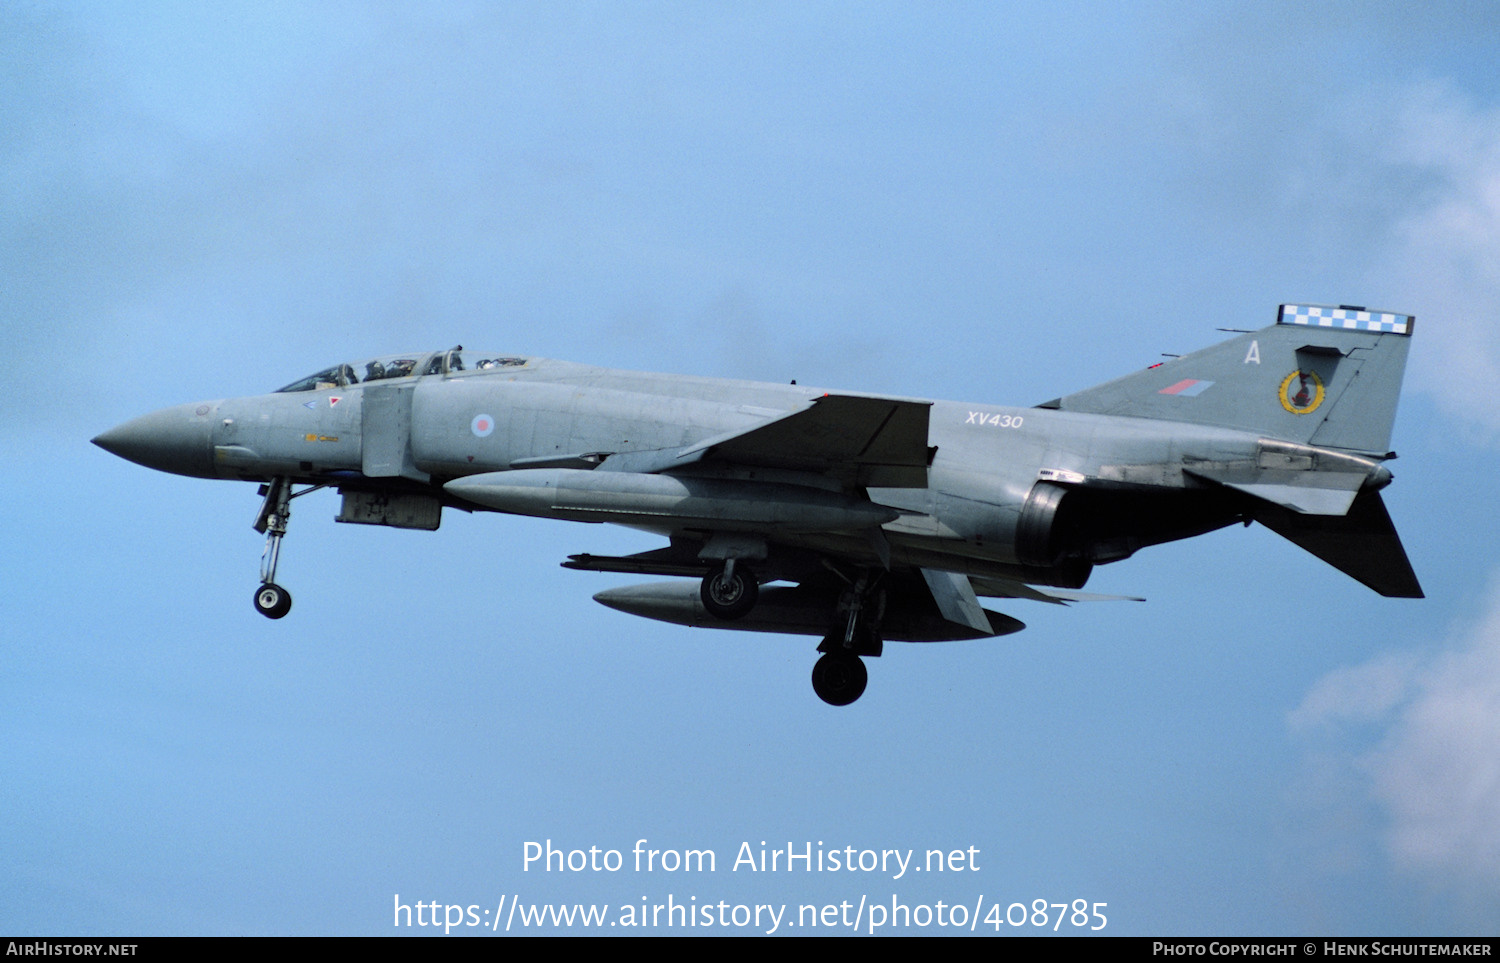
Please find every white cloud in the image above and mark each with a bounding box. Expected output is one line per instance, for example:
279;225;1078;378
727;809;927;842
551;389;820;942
1291;579;1500;894
1289;651;1419;732
1374;83;1500;437
1368;632;1500;881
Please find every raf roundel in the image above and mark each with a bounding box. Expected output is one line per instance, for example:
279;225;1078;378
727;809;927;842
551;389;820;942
471;413;496;438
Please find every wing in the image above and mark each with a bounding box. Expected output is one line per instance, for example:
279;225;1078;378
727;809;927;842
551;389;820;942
570;395;1023;642
599;393;935;489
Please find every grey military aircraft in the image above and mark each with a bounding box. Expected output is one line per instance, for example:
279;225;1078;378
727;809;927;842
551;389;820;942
94;304;1421;705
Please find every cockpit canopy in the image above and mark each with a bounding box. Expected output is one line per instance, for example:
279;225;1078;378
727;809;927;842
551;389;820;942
275;348;528;392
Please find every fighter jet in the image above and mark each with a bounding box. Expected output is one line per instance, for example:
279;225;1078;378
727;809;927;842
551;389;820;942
93;304;1421;705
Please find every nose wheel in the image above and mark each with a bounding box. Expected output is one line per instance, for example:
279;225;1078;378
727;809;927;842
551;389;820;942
253;582;292;619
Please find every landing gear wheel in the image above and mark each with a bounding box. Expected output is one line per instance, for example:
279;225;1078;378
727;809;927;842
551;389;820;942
700;563;758;620
812;652;867;706
253;582;292;619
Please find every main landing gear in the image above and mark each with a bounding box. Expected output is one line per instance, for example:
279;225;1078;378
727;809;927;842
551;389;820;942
251;477;324;620
697;556;883;706
812;569;884;707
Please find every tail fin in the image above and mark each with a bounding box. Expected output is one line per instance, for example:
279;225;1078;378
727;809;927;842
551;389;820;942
1047;304;1422;597
1048;304;1414;456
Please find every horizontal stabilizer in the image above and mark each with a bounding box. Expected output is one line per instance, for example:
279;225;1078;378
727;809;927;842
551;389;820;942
1185;466;1367;516
1254;490;1423;598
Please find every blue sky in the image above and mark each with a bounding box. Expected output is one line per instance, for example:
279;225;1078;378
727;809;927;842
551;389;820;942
5;1;1500;935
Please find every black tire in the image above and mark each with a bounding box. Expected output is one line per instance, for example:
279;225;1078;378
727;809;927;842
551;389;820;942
700;564;758;620
253;582;292;619
811;652;867;706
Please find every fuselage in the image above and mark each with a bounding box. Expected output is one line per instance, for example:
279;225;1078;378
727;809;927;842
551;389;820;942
95;348;1278;587
90;311;1423;704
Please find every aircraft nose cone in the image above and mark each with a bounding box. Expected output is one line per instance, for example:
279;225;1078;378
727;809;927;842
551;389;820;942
93;402;217;478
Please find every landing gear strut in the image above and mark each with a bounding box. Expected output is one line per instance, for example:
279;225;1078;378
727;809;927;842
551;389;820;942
810;569;885;706
700;559;758;620
252;477;298;619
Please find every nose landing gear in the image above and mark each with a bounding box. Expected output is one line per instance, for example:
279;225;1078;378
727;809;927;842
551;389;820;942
253;477;294;619
251;477;327;619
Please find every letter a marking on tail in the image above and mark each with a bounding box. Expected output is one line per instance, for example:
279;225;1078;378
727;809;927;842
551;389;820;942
1245;340;1260;365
